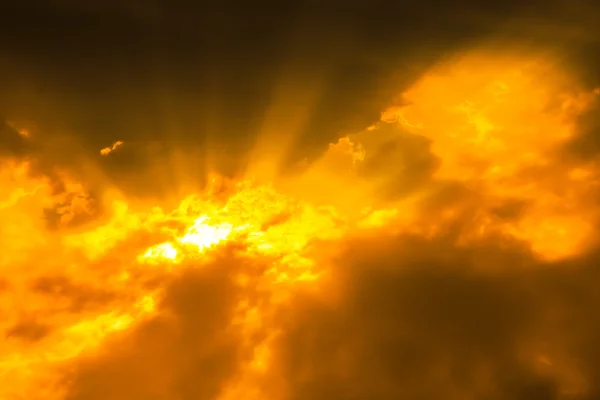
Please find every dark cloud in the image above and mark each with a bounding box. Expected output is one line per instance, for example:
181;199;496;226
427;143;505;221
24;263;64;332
0;120;31;157
565;97;600;161
30;274;118;312
6;319;51;342
355;123;440;199
275;232;600;399
64;254;243;400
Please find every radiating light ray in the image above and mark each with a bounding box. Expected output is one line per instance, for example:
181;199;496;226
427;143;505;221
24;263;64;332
1;48;600;400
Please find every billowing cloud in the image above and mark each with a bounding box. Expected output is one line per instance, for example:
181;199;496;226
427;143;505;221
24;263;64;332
274;232;600;400
64;257;242;400
2;1;600;400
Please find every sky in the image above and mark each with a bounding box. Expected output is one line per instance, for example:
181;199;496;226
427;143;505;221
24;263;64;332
2;1;600;399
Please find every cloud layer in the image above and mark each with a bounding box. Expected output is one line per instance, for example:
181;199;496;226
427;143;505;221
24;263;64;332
2;1;600;399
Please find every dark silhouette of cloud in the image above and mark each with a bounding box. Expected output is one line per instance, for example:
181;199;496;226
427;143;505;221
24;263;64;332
64;254;243;400
275;232;600;399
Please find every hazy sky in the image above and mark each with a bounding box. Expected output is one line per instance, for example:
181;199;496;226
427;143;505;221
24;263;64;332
1;0;597;184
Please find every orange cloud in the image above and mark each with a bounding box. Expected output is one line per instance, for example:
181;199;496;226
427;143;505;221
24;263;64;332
100;141;123;156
